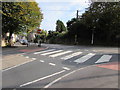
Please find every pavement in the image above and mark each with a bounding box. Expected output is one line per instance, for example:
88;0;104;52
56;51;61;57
1;42;48;70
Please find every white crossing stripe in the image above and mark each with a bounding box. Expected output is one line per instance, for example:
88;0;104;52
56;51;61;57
74;53;95;63
34;49;55;54
95;55;112;63
49;51;72;58
41;50;63;56
61;52;82;60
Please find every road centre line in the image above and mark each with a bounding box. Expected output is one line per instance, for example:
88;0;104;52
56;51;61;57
40;60;44;62
41;50;63;56
49;63;56;66
34;49;55;54
20;70;66;87
44;65;92;88
62;67;70;70
32;58;36;60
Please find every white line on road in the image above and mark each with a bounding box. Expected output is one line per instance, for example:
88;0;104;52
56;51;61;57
32;58;36;60
34;49;55;54
3;59;35;72
20;70;66;87
95;55;112;63
74;53;95;64
40;60;45;63
61;52;82;60
41;50;63;56
44;65;92;88
49;51;72;58
49;63;56;66
62;67;70;70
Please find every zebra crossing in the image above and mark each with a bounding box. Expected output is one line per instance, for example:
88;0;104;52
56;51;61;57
33;49;113;64
95;55;112;63
61;52;82;60
49;51;72;58
74;53;96;64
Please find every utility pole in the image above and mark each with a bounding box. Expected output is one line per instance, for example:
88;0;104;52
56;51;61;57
75;10;79;45
76;10;79;19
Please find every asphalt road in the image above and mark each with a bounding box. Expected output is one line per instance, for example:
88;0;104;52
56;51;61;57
2;43;120;89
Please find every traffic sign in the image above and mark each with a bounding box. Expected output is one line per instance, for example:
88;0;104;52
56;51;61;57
37;29;42;34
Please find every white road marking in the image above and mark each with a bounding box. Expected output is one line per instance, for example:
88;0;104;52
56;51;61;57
20;70;66;87
49;63;56;66
61;52;82;60
34;49;55;54
40;60;44;63
95;55;112;63
74;53;95;63
25;56;29;58
32;58;36;60
62;67;70;70
41;50;63;56
3;59;35;71
49;51;72;58
44;65;92;88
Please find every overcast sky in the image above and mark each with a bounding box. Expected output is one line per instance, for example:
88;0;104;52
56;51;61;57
35;0;90;31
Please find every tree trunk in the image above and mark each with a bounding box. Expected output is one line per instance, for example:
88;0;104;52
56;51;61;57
7;31;13;46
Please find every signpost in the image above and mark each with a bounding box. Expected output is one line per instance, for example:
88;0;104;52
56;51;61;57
37;29;42;34
37;29;42;47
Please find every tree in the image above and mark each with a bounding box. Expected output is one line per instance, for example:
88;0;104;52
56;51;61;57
56;20;66;33
82;2;120;43
66;2;120;45
2;1;43;46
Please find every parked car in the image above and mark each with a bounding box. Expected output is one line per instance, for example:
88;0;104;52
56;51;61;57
19;39;28;45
